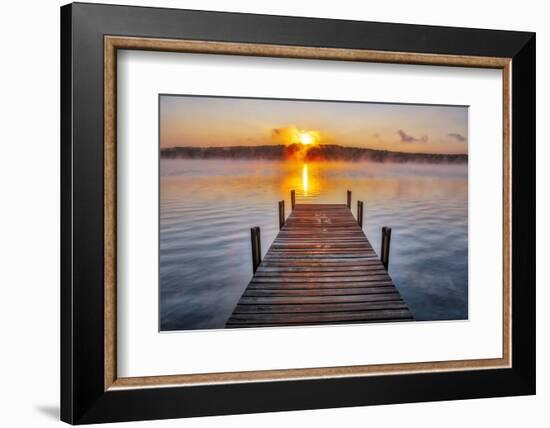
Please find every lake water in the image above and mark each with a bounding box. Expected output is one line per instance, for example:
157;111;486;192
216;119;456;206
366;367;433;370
160;159;468;331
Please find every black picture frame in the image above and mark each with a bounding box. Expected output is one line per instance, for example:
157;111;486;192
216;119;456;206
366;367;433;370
61;2;535;424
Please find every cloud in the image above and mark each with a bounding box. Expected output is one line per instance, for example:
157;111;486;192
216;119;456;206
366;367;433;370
397;129;428;143
448;132;467;142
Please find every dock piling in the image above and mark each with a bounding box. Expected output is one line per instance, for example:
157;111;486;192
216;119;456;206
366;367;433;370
357;200;364;228
381;226;392;270
290;190;296;210
250;226;262;273
278;200;285;230
347;190;352;209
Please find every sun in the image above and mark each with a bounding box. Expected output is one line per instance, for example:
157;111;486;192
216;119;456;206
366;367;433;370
299;131;314;146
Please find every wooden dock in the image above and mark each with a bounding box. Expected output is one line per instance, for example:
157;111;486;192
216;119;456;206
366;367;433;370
226;197;413;328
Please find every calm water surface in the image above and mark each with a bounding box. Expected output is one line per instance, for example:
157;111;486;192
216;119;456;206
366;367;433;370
160;159;468;331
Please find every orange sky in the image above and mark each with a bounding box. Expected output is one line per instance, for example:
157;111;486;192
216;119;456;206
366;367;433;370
160;95;468;155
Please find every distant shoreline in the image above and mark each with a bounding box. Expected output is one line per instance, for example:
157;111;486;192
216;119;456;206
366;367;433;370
160;144;467;164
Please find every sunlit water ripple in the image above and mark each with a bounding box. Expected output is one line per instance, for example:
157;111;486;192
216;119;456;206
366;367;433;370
160;159;468;331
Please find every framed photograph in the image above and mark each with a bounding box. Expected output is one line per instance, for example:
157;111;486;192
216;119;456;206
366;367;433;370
61;2;535;424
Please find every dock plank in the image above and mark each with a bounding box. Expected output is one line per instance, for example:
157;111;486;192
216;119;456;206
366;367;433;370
226;203;413;327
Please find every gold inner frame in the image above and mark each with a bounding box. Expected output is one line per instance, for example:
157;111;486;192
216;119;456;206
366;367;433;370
104;35;512;391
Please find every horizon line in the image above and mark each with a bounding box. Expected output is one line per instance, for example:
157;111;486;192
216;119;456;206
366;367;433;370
160;143;469;157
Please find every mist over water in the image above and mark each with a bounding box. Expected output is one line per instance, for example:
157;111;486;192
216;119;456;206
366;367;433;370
160;159;468;331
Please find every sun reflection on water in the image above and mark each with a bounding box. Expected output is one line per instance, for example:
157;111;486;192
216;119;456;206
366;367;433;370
302;164;309;196
279;162;322;202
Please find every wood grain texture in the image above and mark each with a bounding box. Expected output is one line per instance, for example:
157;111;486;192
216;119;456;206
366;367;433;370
502;62;512;365
104;36;117;391
226;204;413;327
105;36;510;68
111;356;508;389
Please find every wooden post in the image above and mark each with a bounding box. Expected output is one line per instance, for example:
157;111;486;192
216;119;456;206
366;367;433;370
291;190;296;210
250;226;262;273
278;200;285;230
347;190;352;209
357;200;364;228
381;226;392;270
